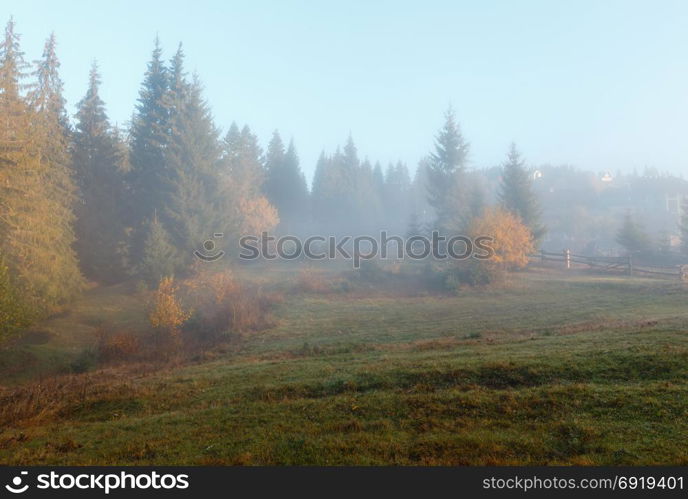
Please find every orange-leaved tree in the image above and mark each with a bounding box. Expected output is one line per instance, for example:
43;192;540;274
469;207;534;270
149;276;191;353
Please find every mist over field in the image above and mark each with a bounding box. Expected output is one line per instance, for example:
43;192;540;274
1;2;688;468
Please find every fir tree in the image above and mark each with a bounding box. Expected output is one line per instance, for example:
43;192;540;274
72;62;128;283
426;108;469;233
406;212;422;238
356;158;384;232
137;214;182;286
163;48;221;258
265;130;285;179
0;22;83;312
128;37;171;247
29;32;84;303
264;130;286;222
382;161;411;232
221;124;264;196
616;212;651;255
274;139;309;233
0;254;30;340
372;161;385;198
498;143;544;240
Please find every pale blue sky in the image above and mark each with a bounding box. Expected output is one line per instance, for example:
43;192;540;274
7;0;688;180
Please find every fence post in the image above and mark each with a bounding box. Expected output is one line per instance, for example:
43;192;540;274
564;249;571;269
541;250;545;263
627;255;633;276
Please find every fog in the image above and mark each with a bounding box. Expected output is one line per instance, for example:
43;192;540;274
2;3;688;469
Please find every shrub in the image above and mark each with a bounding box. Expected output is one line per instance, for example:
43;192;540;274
182;268;282;342
97;331;141;363
148;276;191;355
70;348;97;373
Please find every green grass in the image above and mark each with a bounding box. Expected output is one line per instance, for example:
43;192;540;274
1;266;687;465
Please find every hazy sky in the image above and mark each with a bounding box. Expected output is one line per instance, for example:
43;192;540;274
7;0;688;180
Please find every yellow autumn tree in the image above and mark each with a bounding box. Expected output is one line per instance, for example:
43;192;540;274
469;207;534;270
235;196;279;235
149;276;191;353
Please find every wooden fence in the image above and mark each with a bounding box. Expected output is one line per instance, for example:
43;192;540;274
534;249;688;280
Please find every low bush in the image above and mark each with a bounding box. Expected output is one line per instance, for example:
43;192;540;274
181;268;283;343
148;276;191;356
97;331;141;363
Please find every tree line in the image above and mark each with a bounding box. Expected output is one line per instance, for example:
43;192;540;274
0;19;543;338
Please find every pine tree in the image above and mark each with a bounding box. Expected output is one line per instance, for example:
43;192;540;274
616;212;651;255
356;158;383;232
29;32;84;303
311;137;367;234
498;143;544;240
0;254;30;340
271;138;308;233
0;22;83;312
0;18;32;278
128;41;221;272
128;37;171;256
411;158;434;227
426;108;469;233
137;214;182;286
372;161;385;198
216;123;280;244
406;212;422;238
382;161;411;232
265;130;285;179
163;46;221;258
224;124;264;194
310;150;332;230
72;62;128;283
264;130;286;219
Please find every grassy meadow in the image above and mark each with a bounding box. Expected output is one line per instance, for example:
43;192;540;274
1;265;687;465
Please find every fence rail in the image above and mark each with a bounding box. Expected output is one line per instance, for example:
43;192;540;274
532;249;688;280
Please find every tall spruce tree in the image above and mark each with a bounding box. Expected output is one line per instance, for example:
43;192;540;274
0;254;30;340
264;130;286;216
372;161;385;200
0;19;33;308
215;123;276;243
0;24;32;336
616;212;651;255
426;108;469;233
137;213;183;286
29;32;84;303
311;137;365;234
0;23;83;313
356;158;383;233
498;143;544;240
163;46;221;258
221;124;264;196
264;135;308;233
129;40;222;276
72;62;128;283
128;37;171;261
